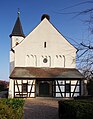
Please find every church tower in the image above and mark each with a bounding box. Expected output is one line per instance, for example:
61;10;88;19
10;11;25;48
10;11;25;73
9;12;25;98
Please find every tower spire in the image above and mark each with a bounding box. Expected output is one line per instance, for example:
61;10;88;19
10;10;25;38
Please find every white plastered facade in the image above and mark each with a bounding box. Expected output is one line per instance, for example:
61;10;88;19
14;18;77;68
9;18;80;98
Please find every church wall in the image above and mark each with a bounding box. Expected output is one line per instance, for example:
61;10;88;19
15;53;76;68
14;19;76;68
8;79;14;98
10;51;15;73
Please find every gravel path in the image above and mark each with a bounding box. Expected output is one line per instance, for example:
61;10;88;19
24;98;59;119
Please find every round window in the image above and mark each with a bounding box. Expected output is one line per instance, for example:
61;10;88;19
43;58;48;63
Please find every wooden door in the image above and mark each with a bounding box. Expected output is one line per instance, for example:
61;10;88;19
39;82;50;96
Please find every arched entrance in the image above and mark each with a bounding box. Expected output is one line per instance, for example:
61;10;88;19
39;81;50;97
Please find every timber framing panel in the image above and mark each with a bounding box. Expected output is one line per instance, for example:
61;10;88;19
14;79;35;98
54;79;82;98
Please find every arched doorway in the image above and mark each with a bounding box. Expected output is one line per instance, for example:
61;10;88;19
39;82;50;97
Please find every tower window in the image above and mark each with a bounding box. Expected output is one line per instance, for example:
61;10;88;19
44;42;46;48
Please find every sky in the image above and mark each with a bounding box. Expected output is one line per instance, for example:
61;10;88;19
0;0;93;81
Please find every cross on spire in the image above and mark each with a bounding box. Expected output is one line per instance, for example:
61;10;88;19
17;8;20;17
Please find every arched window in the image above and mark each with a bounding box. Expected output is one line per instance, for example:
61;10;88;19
54;55;65;67
26;54;36;67
26;55;30;66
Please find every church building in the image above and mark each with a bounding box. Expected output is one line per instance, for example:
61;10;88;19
9;13;84;98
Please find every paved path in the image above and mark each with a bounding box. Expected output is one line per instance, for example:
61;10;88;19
24;98;59;119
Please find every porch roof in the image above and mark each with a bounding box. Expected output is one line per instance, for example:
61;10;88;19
10;67;84;79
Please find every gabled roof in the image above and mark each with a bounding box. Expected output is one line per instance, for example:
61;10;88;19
10;16;25;38
10;67;84;79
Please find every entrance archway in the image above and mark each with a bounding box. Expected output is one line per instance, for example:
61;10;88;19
39;82;50;96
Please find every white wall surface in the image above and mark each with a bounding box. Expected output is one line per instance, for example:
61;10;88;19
8;79;14;98
13;18;77;68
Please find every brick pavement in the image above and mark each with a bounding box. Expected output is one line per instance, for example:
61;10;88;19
24;97;59;119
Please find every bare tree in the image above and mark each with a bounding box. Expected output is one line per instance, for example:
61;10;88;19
76;2;93;80
54;1;93;79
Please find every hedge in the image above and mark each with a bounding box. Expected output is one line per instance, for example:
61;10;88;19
0;99;25;119
58;100;93;119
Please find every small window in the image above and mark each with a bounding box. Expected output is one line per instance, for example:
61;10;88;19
65;83;70;93
44;42;46;48
22;83;28;93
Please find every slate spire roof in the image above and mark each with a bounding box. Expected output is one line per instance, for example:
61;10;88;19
10;13;25;38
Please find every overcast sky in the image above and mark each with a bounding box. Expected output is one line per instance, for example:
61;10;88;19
0;0;93;81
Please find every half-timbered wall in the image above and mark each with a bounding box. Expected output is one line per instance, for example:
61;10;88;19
14;79;35;98
54;80;81;98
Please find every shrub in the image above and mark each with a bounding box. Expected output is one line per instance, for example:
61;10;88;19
58;100;93;119
0;102;16;119
0;99;25;119
0;81;9;92
0;85;5;92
